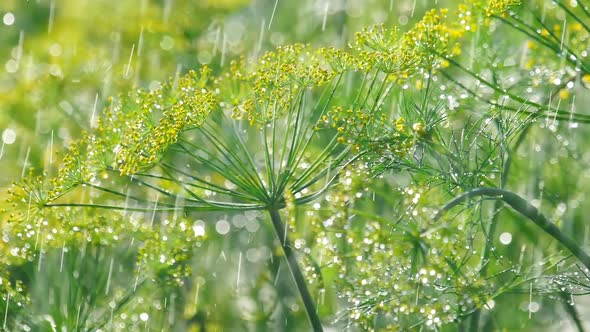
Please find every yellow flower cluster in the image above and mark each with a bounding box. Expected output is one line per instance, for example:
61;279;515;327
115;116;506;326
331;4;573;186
218;3;473;134
34;67;217;207
486;0;522;16
353;25;419;75
35;0;480;206
323;106;418;159
351;8;461;78
48;138;93;199
320;47;360;74
452;4;478;38
404;9;452;70
228;44;334;126
115;67;216;175
4;174;48;220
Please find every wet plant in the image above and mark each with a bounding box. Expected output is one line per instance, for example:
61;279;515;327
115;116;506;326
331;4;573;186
3;0;590;330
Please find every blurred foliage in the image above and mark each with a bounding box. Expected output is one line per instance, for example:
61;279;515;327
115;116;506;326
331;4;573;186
2;0;590;331
0;0;249;184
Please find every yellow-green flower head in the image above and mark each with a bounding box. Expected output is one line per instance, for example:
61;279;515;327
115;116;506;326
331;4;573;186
114;67;216;175
486;0;522;16
403;9;451;70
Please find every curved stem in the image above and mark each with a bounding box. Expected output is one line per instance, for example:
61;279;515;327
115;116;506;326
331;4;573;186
435;187;590;271
268;209;323;332
468;74;577;332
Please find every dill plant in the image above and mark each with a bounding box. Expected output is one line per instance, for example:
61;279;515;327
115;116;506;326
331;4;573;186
3;0;590;331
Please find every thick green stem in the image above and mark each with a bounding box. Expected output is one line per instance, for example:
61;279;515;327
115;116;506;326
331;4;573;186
435;188;590;271
443;187;590;331
268;209;323;332
468;307;481;332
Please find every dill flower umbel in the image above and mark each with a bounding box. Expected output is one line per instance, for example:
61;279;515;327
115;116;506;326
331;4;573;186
486;0;523;16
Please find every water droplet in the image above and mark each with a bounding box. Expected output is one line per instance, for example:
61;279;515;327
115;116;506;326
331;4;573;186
160;36;174;50
499;232;512;245
193;220;206;237
5;59;17;73
3;12;15;26
2;128;16;144
49;43;62;57
215;219;230;235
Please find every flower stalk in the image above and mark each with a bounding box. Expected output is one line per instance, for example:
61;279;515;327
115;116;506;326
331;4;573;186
435;187;590;271
268;208;323;332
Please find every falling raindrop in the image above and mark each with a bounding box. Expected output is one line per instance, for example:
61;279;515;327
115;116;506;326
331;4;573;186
105;257;114;295
48;0;55;33
124;44;135;78
268;0;279;30
236;251;242;289
2;293;8;329
322;2;329;31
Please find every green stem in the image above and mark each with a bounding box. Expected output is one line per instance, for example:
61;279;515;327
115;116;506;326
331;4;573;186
435;188;590;271
468;74;577;331
268;208;323;332
470;134;512;331
560;292;585;332
468;307;481;332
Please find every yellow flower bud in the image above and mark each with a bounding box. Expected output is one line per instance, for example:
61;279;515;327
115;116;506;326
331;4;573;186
558;88;570;100
412;122;426;136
